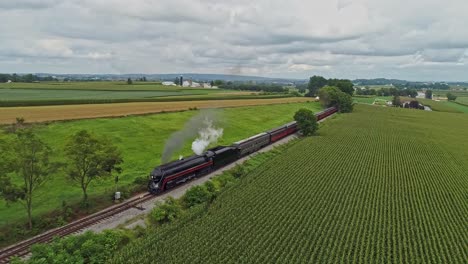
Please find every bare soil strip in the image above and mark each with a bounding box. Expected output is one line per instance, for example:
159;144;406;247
0;97;313;124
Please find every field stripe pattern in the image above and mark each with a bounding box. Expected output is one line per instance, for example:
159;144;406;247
112;105;468;263
0;97;312;124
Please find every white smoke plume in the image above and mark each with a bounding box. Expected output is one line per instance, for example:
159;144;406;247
161;109;223;163
192;118;223;155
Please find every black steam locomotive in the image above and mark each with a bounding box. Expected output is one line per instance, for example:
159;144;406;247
148;107;337;194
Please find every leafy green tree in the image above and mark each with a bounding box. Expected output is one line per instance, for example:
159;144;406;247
210;80;214;87
214;80;224;86
446;92;457;101
294;108;318;136
0;129;57;229
307;75;327;97
425;89;432;99
174;77;180;86
127;78;133;85
327;79;354;96
64;130;123;205
407;89;418;98
23;74;34;83
392;95;401;107
318;86;353;113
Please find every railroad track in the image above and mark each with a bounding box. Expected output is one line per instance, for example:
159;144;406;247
0;193;154;264
0;111;338;263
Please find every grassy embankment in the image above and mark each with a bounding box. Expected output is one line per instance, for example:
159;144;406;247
0;102;321;244
112;104;468;263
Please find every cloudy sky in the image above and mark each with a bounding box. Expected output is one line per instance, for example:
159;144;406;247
2;0;468;81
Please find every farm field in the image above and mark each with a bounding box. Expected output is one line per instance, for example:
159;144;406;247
0;88;209;101
0;81;190;91
433;89;468;97
445;101;468;113
0;97;312;124
415;98;468;113
455;96;468;105
112;104;468;263
353;96;392;104
354;95;468;113
0;82;277;107
0;101;321;227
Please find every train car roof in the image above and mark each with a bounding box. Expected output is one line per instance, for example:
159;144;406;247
233;132;268;145
315;107;335;116
266;124;287;134
285;121;297;127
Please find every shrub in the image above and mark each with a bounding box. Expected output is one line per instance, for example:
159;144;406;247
149;197;182;225
212;173;236;188
231;165;246;178
132;176;147;185
182;185;213;208
15;230;131;264
446;92;457;101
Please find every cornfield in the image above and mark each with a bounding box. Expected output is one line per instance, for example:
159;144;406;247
111;105;468;263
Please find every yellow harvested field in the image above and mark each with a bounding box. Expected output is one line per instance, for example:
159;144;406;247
0;97;314;124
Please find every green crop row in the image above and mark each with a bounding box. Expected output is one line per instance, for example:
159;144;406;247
111;105;468;263
0;94;292;107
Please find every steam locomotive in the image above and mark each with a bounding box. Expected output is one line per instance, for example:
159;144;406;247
148;107;337;194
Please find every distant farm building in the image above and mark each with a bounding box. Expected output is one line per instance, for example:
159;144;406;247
162;81;176;86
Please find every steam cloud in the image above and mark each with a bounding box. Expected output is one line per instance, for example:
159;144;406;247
192;119;223;155
161;110;222;163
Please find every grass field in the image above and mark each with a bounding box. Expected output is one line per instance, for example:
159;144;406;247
0;101;321;227
414;98;468;113
0;82;281;107
112;105;468;263
353;96;392;104
433;89;468;97
0;81;183;91
455;96;468;105
353;95;468;113
0;88;208;101
0;97;312;124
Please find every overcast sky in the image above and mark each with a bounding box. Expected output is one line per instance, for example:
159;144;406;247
2;0;468;81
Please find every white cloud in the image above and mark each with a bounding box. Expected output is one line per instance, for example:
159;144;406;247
1;0;468;80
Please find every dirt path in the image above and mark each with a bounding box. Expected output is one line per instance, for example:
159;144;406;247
0;97;313;124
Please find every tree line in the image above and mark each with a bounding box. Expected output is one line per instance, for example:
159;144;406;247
356;87;418;97
354;78;451;90
394;82;450;90
219;82;287;93
0;122;122;229
306;76;354;97
0;74;57;83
